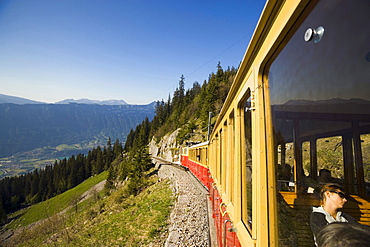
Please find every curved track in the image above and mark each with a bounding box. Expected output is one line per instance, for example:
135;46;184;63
153;157;217;247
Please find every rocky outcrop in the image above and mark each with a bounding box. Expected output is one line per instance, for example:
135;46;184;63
149;129;180;163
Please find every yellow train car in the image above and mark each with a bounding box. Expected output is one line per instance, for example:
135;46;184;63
182;0;370;246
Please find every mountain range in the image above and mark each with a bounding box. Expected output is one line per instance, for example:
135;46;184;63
55;98;128;105
0;94;155;158
0;94;129;105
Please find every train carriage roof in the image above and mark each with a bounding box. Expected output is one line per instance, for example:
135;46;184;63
189;141;209;149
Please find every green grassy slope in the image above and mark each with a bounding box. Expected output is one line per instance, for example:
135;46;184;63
4;172;174;246
8;171;108;229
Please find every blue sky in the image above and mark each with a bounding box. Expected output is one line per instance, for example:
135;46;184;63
0;0;265;104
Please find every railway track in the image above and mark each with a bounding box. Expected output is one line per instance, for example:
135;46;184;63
152;157;217;247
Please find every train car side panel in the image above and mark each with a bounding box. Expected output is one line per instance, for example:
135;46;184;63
182;1;370;247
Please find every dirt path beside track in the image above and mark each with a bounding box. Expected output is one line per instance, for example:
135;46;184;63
156;161;216;247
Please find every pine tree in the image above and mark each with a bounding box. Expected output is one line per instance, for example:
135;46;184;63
105;164;118;192
38;173;47;201
0;198;7;224
92;146;104;175
216;61;224;80
171;75;185;124
113;139;123;158
67;155;78;189
105;137;114;168
124;129;136;151
85;150;93;178
76;153;86;184
30;169;41;203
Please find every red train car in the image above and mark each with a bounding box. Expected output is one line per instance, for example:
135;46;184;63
181;143;241;247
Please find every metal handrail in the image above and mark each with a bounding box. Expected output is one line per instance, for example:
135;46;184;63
223;219;234;247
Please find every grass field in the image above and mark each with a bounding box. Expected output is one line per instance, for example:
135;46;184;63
4;171;174;247
8;171;108;229
56;144;80;150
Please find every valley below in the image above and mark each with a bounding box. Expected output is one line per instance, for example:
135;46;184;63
0;100;156;178
0;140;106;179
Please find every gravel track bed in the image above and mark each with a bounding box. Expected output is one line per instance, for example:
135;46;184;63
157;164;211;247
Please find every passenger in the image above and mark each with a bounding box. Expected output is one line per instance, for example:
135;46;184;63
277;163;292;191
277;164;283;177
316;222;370;247
318;169;339;184
281;163;292;180
310;184;358;246
297;167;317;193
301;175;317;193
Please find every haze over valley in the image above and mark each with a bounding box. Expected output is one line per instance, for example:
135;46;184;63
0;94;155;178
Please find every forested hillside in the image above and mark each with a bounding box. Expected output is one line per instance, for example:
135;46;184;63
124;63;237;151
103;63;237;201
0;103;155;158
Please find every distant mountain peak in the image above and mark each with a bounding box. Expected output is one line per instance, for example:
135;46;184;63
55;98;128;105
0;94;45;104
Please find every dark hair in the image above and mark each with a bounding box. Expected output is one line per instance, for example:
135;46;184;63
319;169;331;175
316;222;370;247
320;183;345;201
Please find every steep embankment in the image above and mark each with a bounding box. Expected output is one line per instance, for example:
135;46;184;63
149;129;181;162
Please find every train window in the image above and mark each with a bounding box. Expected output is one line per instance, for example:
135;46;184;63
361;134;370;195
277;142;294;192
242;96;253;231
268;0;370;196
196;148;200;162
266;0;370;245
215;133;220;180
219;129;223;187
302;141;310;178
222;122;227;189
316;136;344;184
205;147;207;165
229;111;235;203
